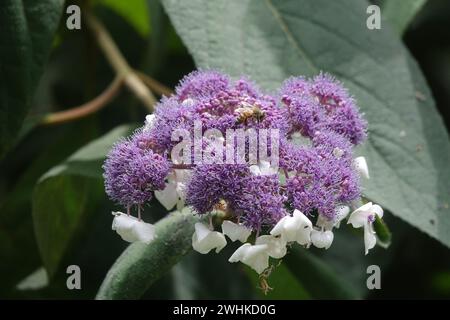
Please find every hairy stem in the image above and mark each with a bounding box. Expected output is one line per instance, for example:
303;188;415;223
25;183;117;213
85;11;156;111
42;76;123;125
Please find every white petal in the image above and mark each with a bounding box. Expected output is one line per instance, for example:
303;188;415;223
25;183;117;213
132;220;156;244
353;156;370;179
222;221;252;242
228;243;251;262
249;160;277;176
334;205;350;228
143;114;156;132
155;182;178;211
270;216;298;242
255;235;287;259
112;212;155;244
270;216;290;237
296;224;312;245
249;165;262;176
293;210;313;245
259;160;278;175
270;210;312;244
311;229;334;249
112;213;136;242
364;223;377;255
347;202;373;228
192;223;227;254
293;209;313;229
228;243;269;274
371;204;384;219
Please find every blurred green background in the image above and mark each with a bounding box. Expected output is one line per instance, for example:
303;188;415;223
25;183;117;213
1;0;450;299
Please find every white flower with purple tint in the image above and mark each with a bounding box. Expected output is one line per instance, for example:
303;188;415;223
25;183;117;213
111;212;156;244
348;202;384;254
155;169;190;211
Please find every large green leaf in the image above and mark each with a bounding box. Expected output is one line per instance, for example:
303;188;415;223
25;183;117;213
32;125;134;277
161;0;450;247
381;0;427;34
0;0;64;157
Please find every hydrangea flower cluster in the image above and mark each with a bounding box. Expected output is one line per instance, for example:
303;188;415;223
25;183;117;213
103;70;384;275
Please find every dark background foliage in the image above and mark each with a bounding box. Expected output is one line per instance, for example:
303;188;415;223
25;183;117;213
0;0;449;299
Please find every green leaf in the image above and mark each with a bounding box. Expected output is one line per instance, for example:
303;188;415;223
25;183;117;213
96;208;204;300
16;267;49;291
374;215;392;247
0;0;64;157
161;0;450;247
381;0;427;34
97;0;150;37
284;246;359;299
32;125;134;277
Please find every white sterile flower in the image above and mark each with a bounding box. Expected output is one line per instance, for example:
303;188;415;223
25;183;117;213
228;243;269;274
353;156;370;179
255;235;287;259
192;222;227;254
155;169;190;211
270;209;312;245
143;114;156;132
222;220;252;243
347;202;384;255
249;160;278;176
317;205;351;230
111;212;156;244
310;229;334;249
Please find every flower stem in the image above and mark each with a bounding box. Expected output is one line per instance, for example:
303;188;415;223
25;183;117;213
85;11;156;111
42;76;123;125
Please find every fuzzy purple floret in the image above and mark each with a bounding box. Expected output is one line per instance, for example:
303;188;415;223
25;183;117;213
282;130;360;220
103;132;170;207
185;164;249;214
233;175;287;230
280;73;367;145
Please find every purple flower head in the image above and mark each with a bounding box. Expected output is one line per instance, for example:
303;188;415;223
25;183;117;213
175;70;230;101
310;73;367;144
103;69;369;230
233;174;287;230
280;73;367;145
185;164;249;215
283;131;360;220
103;132;170;207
